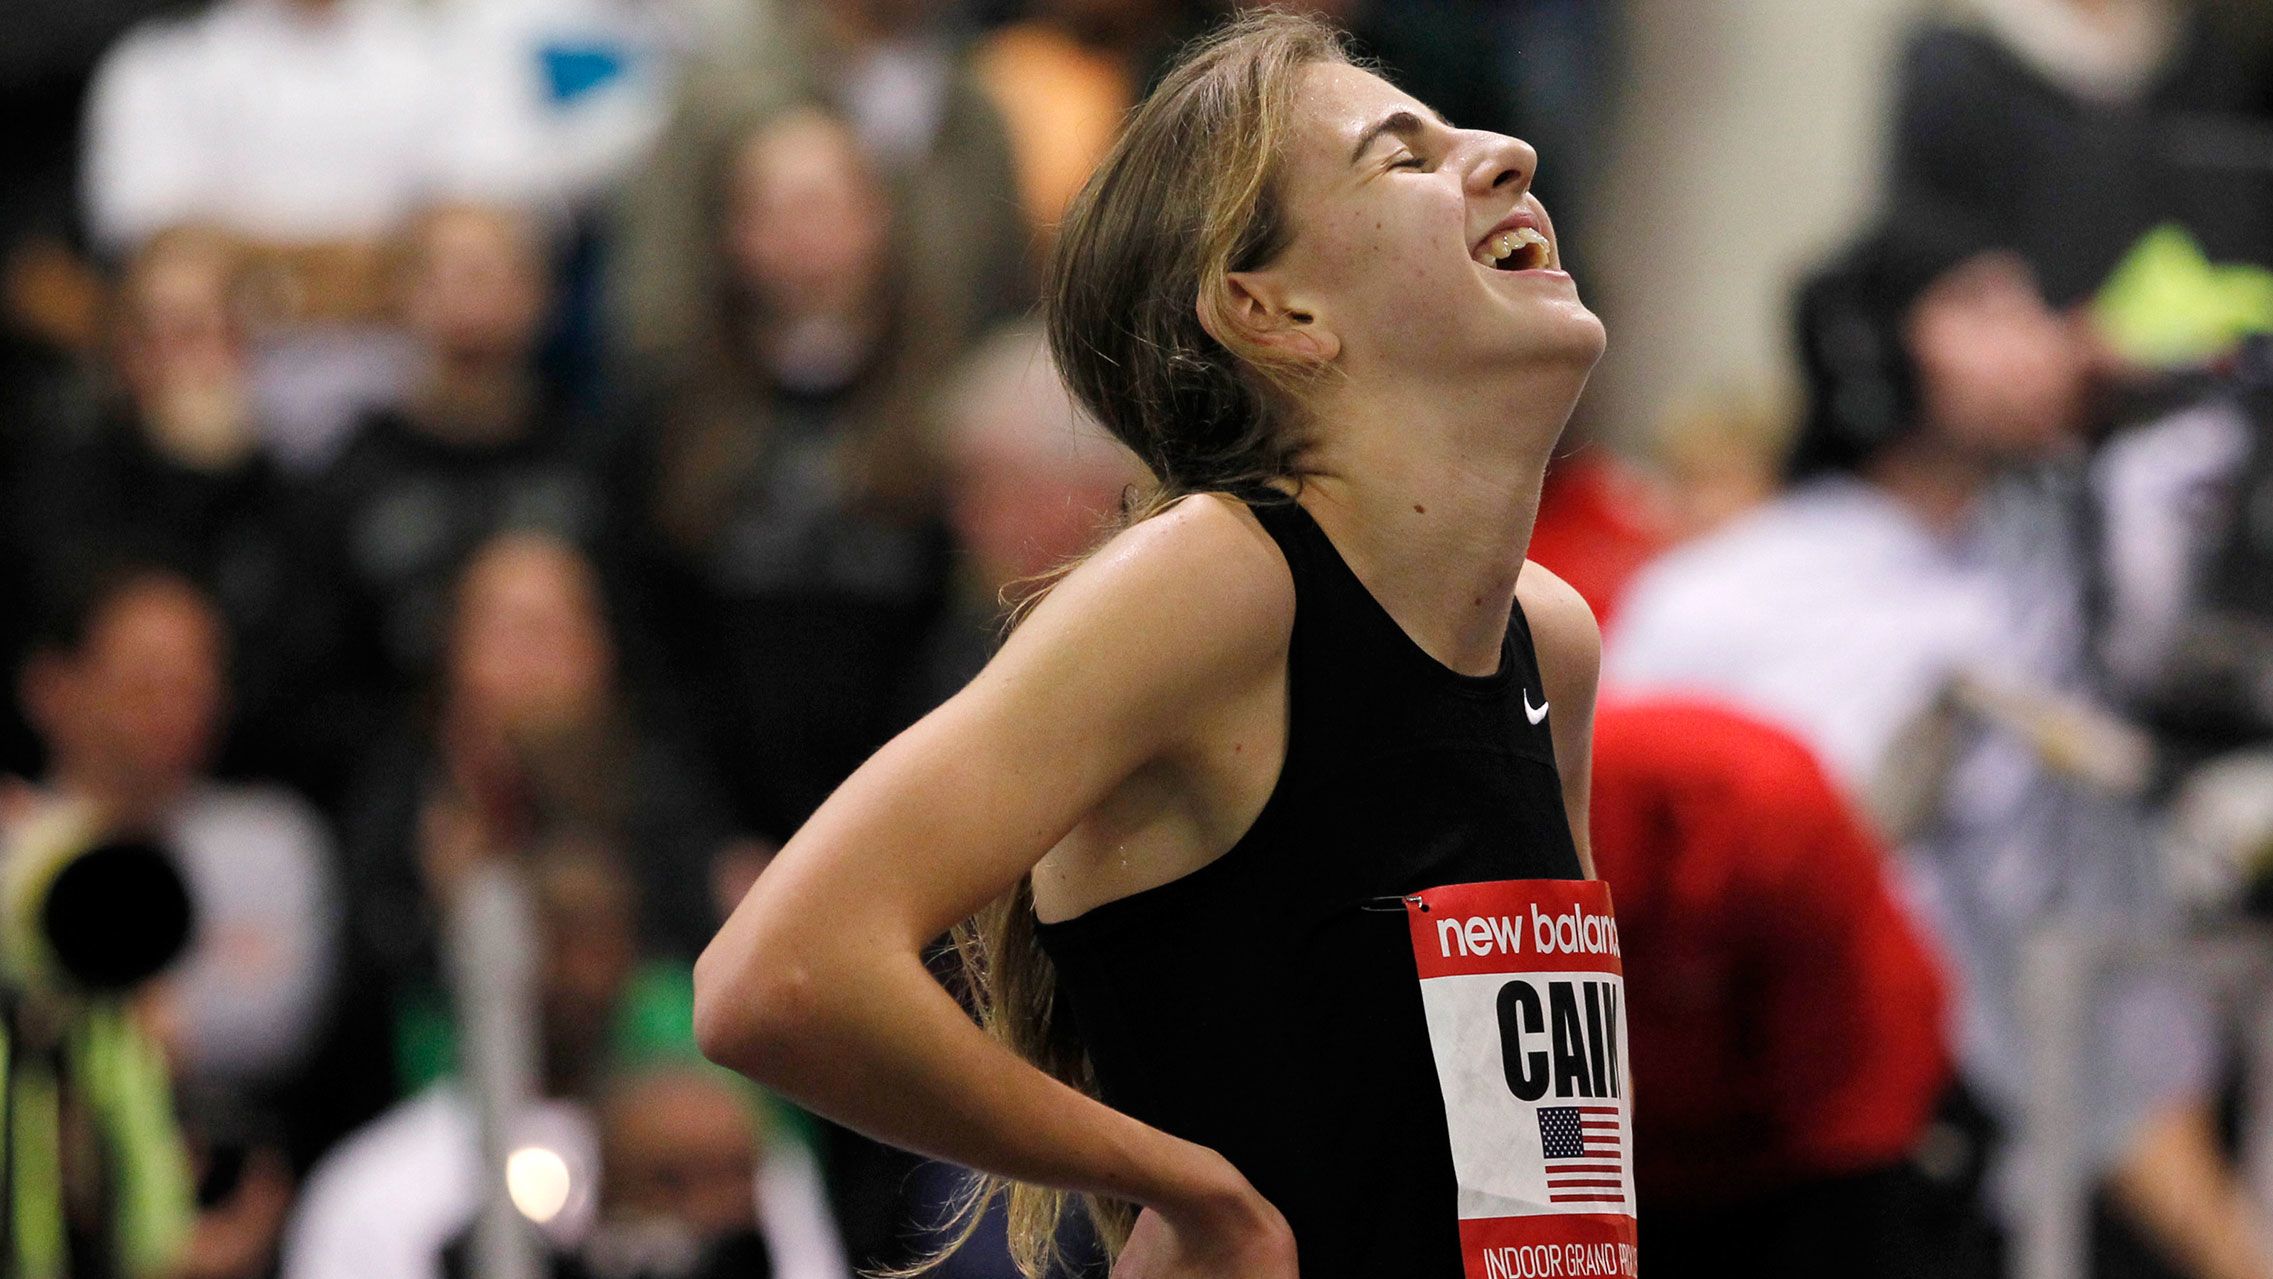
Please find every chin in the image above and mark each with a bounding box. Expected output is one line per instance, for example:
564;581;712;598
1555;305;1609;365
1504;306;1606;373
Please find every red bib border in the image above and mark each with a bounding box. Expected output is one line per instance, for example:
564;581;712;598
1404;879;1637;1279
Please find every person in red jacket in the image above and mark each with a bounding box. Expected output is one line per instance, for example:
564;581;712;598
1591;698;1958;1278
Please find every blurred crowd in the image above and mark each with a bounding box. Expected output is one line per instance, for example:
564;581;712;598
4;1;2273;1278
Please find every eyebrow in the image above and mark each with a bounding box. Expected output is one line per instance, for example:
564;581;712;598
1348;107;1454;166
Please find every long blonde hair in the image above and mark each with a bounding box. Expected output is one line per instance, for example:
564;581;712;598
913;11;1350;1278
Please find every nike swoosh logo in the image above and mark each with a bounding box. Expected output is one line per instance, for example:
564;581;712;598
1525;691;1550;725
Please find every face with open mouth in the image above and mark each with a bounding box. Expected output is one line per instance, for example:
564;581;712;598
1225;62;1604;385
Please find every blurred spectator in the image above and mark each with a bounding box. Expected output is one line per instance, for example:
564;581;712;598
15;564;339;1103
1614;237;2091;788
577;1066;784;1273
12;563;339;1279
282;847;845;1279
608;0;1027;371
2093;376;2267;751
0;229;106;442
2090;340;2273;934
79;0;469;464
15;226;315;786
1891;0;2273;308
918;321;1142;704
474;1063;849;1279
1591;699;1954;1279
1607;232;2264;1279
82;0;444;252
5;0;204;526
967;0;1199;236
297;202;624;779
634;105;960;842
423;0;788;390
342;533;739;1031
629;109;974;1262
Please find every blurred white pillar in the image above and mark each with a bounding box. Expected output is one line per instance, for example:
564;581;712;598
1579;0;1941;452
448;861;544;1279
2018;924;2092;1279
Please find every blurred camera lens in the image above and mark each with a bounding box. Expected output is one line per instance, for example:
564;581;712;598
12;836;194;993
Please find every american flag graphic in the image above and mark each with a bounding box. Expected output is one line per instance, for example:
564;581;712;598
1537;1105;1625;1206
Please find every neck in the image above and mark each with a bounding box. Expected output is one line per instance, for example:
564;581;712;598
1294;364;1583;676
51;760;191;832
760;310;881;394
414;361;534;445
542;1044;601;1100
1864;429;1995;536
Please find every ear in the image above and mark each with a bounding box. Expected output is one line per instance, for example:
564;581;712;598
1207;268;1341;364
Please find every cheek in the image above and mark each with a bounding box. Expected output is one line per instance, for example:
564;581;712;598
1317;208;1467;323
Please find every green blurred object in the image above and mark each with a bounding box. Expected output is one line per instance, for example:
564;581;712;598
1;1004;194;1279
2094;224;2273;368
77;1005;196;1279
6;1036;66;1279
3;802;195;1279
393;961;819;1153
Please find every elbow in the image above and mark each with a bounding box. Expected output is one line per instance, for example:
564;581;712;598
689;946;748;1068
692;933;818;1082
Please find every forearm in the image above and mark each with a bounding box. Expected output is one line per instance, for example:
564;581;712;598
2107;1100;2273;1279
695;934;1231;1217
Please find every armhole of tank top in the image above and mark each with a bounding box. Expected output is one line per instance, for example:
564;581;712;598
1506;577;1543;678
1244;497;1312;581
1235;494;1308;830
1507;578;1539;646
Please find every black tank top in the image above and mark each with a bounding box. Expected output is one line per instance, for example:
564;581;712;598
1033;497;1583;1278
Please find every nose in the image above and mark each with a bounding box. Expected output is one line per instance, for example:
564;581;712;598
1464;131;1538;200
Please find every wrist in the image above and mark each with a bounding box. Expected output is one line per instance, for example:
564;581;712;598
1128;1135;1258;1226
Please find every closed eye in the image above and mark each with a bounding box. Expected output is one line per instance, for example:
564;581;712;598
1391;152;1429;170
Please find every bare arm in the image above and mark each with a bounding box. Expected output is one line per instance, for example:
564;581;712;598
693;496;1297;1251
2109;1101;2273;1279
1521;562;1602;878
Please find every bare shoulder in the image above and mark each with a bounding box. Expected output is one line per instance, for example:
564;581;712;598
1067;492;1292;619
1517;561;1601;695
982;493;1295;725
1007;493;1293;667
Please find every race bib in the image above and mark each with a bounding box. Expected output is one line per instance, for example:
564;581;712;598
1404;879;1638;1279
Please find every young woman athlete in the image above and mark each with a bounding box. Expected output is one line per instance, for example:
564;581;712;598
695;12;1615;1278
